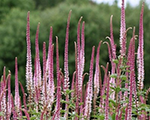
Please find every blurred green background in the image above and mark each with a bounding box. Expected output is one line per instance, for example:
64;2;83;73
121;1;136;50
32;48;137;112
0;0;150;101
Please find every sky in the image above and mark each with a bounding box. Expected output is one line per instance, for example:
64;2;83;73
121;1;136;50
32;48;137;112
93;0;150;8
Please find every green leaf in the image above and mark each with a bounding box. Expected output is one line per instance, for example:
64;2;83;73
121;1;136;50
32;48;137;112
121;88;129;92
110;74;117;79
112;59;119;64
109;99;116;106
120;75;127;80
0;112;4;116
30;116;37;120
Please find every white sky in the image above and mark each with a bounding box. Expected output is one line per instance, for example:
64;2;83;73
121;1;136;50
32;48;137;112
93;0;150;8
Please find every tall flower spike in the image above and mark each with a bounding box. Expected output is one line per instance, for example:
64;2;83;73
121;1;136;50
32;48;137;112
35;23;41;87
99;63;109;111
105;71;110;120
79;21;85;115
74;42;79;120
33;23;41;108
11;95;17;120
26;11;33;100
127;70;134;120
47;26;53;71
46;27;54;109
83;46;95;120
55;36;61;119
7;71;12;118
19;82;27;110
1;67;7;119
77;17;82;57
15;57;20;113
124;28;136;103
77;17;83;92
94;41;102;96
47;44;55;110
120;0;126;56
43;42;46;81
137;2;144;90
64;10;71;91
42;42;47;104
109;15;116;100
80;21;85;77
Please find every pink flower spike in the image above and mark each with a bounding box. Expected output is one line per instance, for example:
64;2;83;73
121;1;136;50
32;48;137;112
47;44;55;110
3;67;6;87
80;21;85;74
64;11;72;119
74;42;79;119
22;109;30;120
137;2;144;90
77;17;83;95
105;72;110;120
48;26;53;55
127;70;134;120
100;63;109;110
94;41;102;96
55;36;61;119
42;42;47;103
35;22;41;87
19;82;27;110
110;15;116;59
15;57;20;112
26;11;33;98
83;46;95;120
11;95;17;120
64;10;71;92
7;71;12;118
71;71;76;98
77;17;82;56
120;0;126;56
43;42;46;80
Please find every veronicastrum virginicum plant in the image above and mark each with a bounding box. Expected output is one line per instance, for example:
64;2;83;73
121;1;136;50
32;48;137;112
0;0;150;120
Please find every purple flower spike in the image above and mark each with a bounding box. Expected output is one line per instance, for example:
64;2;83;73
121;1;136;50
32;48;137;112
128;70;134;120
19;82;27;110
64;10;71;92
55;36;61;119
105;70;110;120
120;0;126;56
15;57;20;112
7;71;12;118
71;71;76;98
26;11;33;100
137;2;144;90
42;42;47;104
83;46;95;120
99;63;109;111
11;95;17;120
22;109;30;120
64;11;72;118
94;41;102;96
35;23;41;87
